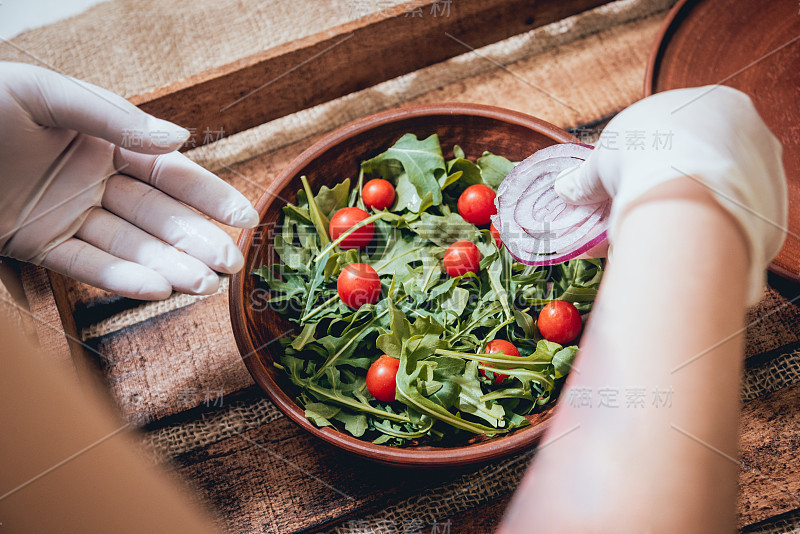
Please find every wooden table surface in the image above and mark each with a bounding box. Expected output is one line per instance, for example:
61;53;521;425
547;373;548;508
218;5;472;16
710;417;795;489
10;2;800;533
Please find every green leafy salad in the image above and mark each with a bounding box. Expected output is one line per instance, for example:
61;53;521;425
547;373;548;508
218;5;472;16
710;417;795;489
254;133;603;446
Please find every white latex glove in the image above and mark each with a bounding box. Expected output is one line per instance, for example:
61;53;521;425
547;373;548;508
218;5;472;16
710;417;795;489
554;86;787;305
0;62;259;300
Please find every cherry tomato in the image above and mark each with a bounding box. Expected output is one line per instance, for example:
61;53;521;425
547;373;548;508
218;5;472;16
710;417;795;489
329;207;374;249
537;300;582;344
480;339;521;384
457;184;497;226
362;179;396;211
490;222;503;249
337;263;381;308
367;354;400;402
443;240;481;277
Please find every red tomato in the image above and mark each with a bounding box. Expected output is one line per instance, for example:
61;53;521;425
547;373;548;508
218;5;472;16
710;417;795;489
457;184;497;226
443;240;481;277
367;354;400;402
362;179;396;211
537;300;582;344
329;207;374;249
490;222;503;249
337;263;381;308
480;339;521;384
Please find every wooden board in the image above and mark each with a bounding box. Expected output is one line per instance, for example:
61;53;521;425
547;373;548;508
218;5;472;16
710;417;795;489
131;0;613;149
88;292;253;425
738;383;800;526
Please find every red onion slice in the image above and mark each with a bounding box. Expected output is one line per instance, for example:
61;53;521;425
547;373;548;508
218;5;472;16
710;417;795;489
492;143;609;266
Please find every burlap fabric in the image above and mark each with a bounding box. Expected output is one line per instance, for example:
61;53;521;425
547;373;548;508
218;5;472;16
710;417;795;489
4;0;799;532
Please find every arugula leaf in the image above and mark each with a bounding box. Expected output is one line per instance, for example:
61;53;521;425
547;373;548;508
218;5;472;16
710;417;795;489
252;266;306;304
333;411;369;437
315;178;351;219
394;172;424;212
446;157;483;191
513;309;536;338
375;300;411;359
290;323;318;351
314;309;387;377
477;151;515;188
439;286;470;321
274;234;312;272
304;401;339;427
287;362;411;424
362;133;445;207
300;176;331;245
485;252;512;322
396;346;508;435
409;212;480;247
553;346;579;379
371;233;431;276
376;300;446;359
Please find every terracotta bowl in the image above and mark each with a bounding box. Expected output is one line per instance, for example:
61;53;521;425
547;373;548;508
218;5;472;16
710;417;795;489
229;103;576;467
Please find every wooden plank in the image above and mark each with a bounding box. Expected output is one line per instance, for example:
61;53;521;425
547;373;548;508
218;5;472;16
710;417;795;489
737;382;800;527
166;381;800;533
87;292;253;425
0;259;37;344
16;264;78;383
46;270;110;386
130;0;613;149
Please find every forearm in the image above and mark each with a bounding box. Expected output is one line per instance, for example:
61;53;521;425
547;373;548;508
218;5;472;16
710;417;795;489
501;178;749;533
0;318;220;533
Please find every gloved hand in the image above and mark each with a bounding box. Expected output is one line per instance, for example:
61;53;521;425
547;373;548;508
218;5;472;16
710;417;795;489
554;86;787;305
0;62;259;300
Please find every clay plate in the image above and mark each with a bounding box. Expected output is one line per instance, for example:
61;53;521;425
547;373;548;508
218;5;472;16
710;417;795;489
645;0;800;281
229;103;576;467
